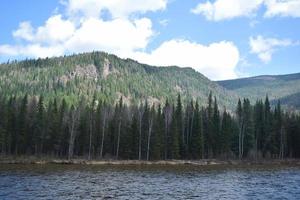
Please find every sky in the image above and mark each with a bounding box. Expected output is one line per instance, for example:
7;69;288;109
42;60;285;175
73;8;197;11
0;0;300;80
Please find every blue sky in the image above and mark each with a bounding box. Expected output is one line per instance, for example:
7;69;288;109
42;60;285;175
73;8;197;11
0;0;299;80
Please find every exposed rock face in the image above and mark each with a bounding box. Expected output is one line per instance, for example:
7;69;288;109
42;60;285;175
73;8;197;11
73;64;98;81
102;58;119;79
102;58;113;79
59;64;98;85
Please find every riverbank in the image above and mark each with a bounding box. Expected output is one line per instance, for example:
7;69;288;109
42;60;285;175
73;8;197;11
1;156;300;166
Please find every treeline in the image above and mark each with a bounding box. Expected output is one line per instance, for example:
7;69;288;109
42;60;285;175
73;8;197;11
0;51;238;111
0;93;299;160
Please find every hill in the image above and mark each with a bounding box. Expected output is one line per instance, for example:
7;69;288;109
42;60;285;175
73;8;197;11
217;73;300;109
0;51;238;109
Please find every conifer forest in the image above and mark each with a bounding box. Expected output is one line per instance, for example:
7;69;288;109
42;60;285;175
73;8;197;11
1;92;299;160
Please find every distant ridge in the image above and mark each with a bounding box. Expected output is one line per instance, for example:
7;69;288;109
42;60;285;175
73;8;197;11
217;72;300;109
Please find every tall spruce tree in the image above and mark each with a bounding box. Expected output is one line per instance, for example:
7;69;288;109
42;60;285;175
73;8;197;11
190;101;202;159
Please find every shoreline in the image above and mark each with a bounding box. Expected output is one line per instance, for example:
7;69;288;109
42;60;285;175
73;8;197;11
1;157;300;166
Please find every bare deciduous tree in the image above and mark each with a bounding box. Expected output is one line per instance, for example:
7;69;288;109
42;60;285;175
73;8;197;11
67;106;80;160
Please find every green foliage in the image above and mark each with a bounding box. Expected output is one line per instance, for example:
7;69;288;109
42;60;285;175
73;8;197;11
0;93;299;159
0;51;238;110
218;73;300;109
0;52;299;159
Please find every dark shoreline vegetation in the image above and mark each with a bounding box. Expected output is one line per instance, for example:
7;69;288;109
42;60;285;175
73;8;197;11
0;92;299;161
1;157;300;167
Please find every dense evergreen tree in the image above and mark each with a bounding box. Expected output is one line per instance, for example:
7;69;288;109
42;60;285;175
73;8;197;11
220;110;233;158
242;99;254;157
190;101;202;159
0;93;299;160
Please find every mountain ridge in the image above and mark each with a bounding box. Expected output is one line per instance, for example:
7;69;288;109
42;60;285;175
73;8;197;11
0;51;239;110
217;72;300;109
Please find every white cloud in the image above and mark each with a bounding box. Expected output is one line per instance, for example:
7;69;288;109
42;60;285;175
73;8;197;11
13;22;34;41
0;0;241;80
249;35;292;63
13;15;75;45
191;0;300;21
264;0;300;17
131;39;240;80
1;16;153;59
159;19;169;26
35;15;75;44
65;17;153;54
66;0;167;18
191;0;263;21
0;44;64;58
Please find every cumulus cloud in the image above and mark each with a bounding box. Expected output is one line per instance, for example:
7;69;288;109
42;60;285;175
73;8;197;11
249;35;293;63
0;0;158;58
0;16;153;58
264;0;300;17
0;44;64;58
131;39;240;80
0;0;241;80
191;0;300;21
65;17;153;55
66;0;168;18
191;0;263;21
13;15;75;45
13;21;34;41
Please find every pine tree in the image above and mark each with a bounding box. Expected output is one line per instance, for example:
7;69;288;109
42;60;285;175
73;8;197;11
27;96;38;154
170;104;180;159
205;92;214;158
36;95;45;155
17;94;28;154
190;101;202;159
59;98;68;156
67;105;80;160
6;96;17;155
273;101;284;158
220;110;233;158
130;108;139;159
212;97;220;157
237;98;244;159
242;99;254;157
254;100;264;159
175;94;185;158
152;104;163;160
163;99;172;159
263;95;272;157
49;98;60;155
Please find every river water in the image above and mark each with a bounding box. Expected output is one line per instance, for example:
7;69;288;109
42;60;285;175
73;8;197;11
0;164;299;199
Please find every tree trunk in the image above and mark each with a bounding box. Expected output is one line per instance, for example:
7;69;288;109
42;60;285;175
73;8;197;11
116;120;121;160
255;137;258;160
138;116;142;160
279;127;284;159
146;118;153;161
100;112;106;159
238;122;244;160
201;119;204;160
88;113;93;160
68;120;75;160
138;109;144;160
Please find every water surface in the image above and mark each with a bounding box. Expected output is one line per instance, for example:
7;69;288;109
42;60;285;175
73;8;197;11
0;164;299;199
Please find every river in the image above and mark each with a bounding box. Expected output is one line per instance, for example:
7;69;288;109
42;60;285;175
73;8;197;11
0;164;299;199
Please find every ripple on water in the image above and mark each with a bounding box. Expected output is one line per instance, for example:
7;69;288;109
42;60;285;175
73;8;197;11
0;165;299;199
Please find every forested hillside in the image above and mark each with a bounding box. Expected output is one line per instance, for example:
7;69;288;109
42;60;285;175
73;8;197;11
0;51;238;110
0;93;299;160
0;52;299;160
217;73;300;109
